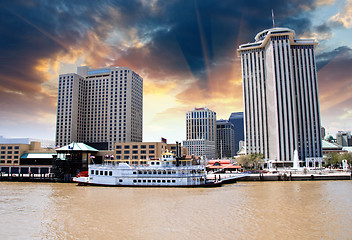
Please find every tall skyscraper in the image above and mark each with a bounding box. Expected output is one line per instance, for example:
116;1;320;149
183;107;216;159
237;27;322;164
336;131;352;147
216;120;235;158
320;127;326;140
228;112;244;155
56;66;143;150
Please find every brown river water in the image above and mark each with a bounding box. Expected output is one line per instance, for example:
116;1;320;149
0;181;352;240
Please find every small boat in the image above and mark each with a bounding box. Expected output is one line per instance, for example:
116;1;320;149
73;151;222;187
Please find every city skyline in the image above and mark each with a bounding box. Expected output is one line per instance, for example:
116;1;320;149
1;0;352;143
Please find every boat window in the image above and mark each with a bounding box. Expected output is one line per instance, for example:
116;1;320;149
172;180;176;183
151;162;155;165
119;179;123;182
91;170;94;175
152;180;156;183
162;180;166;183
167;180;171;183
163;171;166;174
133;171;137;174
104;171;108;176
147;180;151;183
144;171;147;174
153;171;157;174
167;171;171;174
100;171;103;175
172;171;176;174
133;180;137;183
143;180;146;183
138;180;141;183
156;162;160;165
157;171;161;174
157;180;161;183
109;171;112;176
96;170;99;175
138;170;142;174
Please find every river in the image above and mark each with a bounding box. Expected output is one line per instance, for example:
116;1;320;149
0;181;351;240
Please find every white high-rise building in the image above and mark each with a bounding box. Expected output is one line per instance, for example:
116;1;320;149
237;28;322;164
56;66;143;150
183;107;216;159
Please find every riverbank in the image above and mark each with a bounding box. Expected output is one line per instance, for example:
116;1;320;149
207;170;352;182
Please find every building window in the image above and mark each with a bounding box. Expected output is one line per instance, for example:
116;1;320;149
132;145;138;149
149;145;155;148
149;150;155;154
141;145;146;149
124;145;130;149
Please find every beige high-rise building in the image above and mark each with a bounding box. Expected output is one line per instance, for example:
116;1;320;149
238;27;322;164
183;107;217;159
56;66;143;150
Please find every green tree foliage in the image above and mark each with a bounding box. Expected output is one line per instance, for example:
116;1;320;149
237;153;264;170
325;152;352;167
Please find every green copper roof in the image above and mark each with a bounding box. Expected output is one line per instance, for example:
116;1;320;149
56;142;99;152
322;140;342;149
21;153;55;159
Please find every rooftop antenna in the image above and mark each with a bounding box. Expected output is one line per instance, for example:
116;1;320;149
271;9;275;28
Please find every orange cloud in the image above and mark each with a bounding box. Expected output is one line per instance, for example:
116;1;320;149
329;0;352;28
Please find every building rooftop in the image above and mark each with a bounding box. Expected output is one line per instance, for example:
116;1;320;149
56;142;99;152
322;140;342;149
21;153;55;159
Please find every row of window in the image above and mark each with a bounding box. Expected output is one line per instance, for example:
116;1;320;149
116;150;154;154
0;151;19;154
0;146;19;150
0;160;19;164
116;145;155;149
133;179;176;183
115;155;155;160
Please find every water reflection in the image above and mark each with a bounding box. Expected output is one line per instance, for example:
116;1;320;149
0;181;351;239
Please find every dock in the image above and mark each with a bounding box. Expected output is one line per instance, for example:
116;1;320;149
208;170;352;182
0;172;56;182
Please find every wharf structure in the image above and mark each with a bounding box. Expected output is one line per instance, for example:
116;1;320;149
56;66;143;150
0;141;55;180
237;27;323;166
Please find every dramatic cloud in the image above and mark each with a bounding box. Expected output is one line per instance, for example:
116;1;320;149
329;0;352;28
0;0;351;141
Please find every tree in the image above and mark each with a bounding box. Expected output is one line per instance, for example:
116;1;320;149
237;153;264;170
325;152;352;167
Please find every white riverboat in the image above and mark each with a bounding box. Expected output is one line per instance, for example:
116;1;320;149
73;151;221;187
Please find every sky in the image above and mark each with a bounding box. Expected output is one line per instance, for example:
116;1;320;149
0;0;351;143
